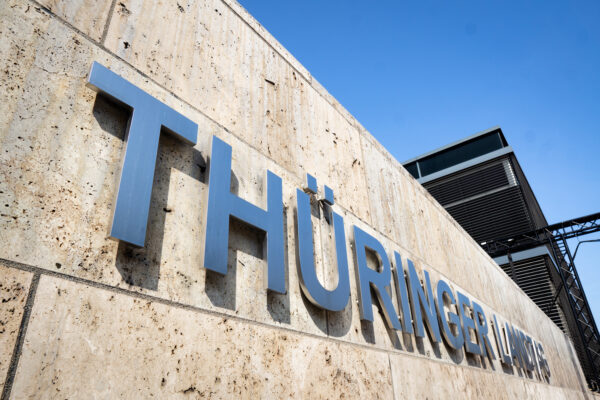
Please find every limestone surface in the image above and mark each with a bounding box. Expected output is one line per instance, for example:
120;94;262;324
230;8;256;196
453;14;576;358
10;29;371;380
0;263;32;394
12;276;393;399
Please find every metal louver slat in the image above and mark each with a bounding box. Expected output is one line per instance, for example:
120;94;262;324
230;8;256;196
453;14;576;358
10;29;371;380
427;162;510;206
444;186;535;244
500;255;566;331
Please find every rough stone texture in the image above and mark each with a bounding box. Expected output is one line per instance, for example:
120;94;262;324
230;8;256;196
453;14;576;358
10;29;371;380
0;0;594;397
11;276;393;399
0;263;32;393
390;353;588;399
103;0;373;224
0;0;325;338
36;0;113;41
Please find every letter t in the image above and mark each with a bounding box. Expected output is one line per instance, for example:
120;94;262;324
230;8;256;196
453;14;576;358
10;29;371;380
86;62;198;247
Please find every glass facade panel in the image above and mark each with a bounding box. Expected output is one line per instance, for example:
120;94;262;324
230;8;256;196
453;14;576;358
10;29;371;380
405;162;420;178
418;132;504;177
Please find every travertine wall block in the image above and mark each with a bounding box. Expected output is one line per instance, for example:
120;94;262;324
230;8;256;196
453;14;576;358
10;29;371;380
0;263;33;394
36;0;113;41
103;0;373;223
11;276;394;399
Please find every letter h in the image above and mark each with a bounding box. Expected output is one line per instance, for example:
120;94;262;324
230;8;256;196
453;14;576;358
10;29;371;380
203;136;286;293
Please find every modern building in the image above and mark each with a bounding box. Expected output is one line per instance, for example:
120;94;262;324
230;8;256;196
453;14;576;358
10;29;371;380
404;126;600;391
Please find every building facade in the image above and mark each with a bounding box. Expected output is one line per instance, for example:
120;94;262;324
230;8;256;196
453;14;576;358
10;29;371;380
404;127;600;392
0;1;595;398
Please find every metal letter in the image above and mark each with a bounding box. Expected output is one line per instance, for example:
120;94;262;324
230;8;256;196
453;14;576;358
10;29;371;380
493;315;512;366
323;185;334;205
435;279;464;349
457;291;482;355
530;338;542;377
86;62;197;247
536;342;551;379
472;301;496;360
304;174;318;194
517;330;535;372
406;260;441;342
296;184;350;311
392;253;414;334
526;334;537;372
506;323;524;369
203;136;286;293
353;226;401;330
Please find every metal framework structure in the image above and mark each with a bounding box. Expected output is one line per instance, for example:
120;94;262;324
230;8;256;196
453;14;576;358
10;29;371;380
483;212;600;391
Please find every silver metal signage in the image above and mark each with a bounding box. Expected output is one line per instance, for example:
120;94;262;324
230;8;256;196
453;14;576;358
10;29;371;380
87;62;551;382
202;136;286;293
297;175;351;311
86;62;198;247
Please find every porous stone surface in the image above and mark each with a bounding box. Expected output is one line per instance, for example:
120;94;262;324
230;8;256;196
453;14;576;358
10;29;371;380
0;0;593;398
103;0;373;224
11;276;393;399
0;263;32;393
390;353;587;399
36;0;113;41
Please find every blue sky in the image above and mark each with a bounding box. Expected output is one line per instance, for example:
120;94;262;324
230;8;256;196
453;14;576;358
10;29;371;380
238;1;600;323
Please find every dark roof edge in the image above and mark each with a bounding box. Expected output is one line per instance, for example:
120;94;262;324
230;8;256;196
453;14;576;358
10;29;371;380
417;146;514;184
402;125;504;165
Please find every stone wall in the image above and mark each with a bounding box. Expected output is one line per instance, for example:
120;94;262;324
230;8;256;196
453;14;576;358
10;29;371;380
0;0;592;398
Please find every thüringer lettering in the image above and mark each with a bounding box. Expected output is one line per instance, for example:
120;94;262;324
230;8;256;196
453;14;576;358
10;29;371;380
87;62;551;382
